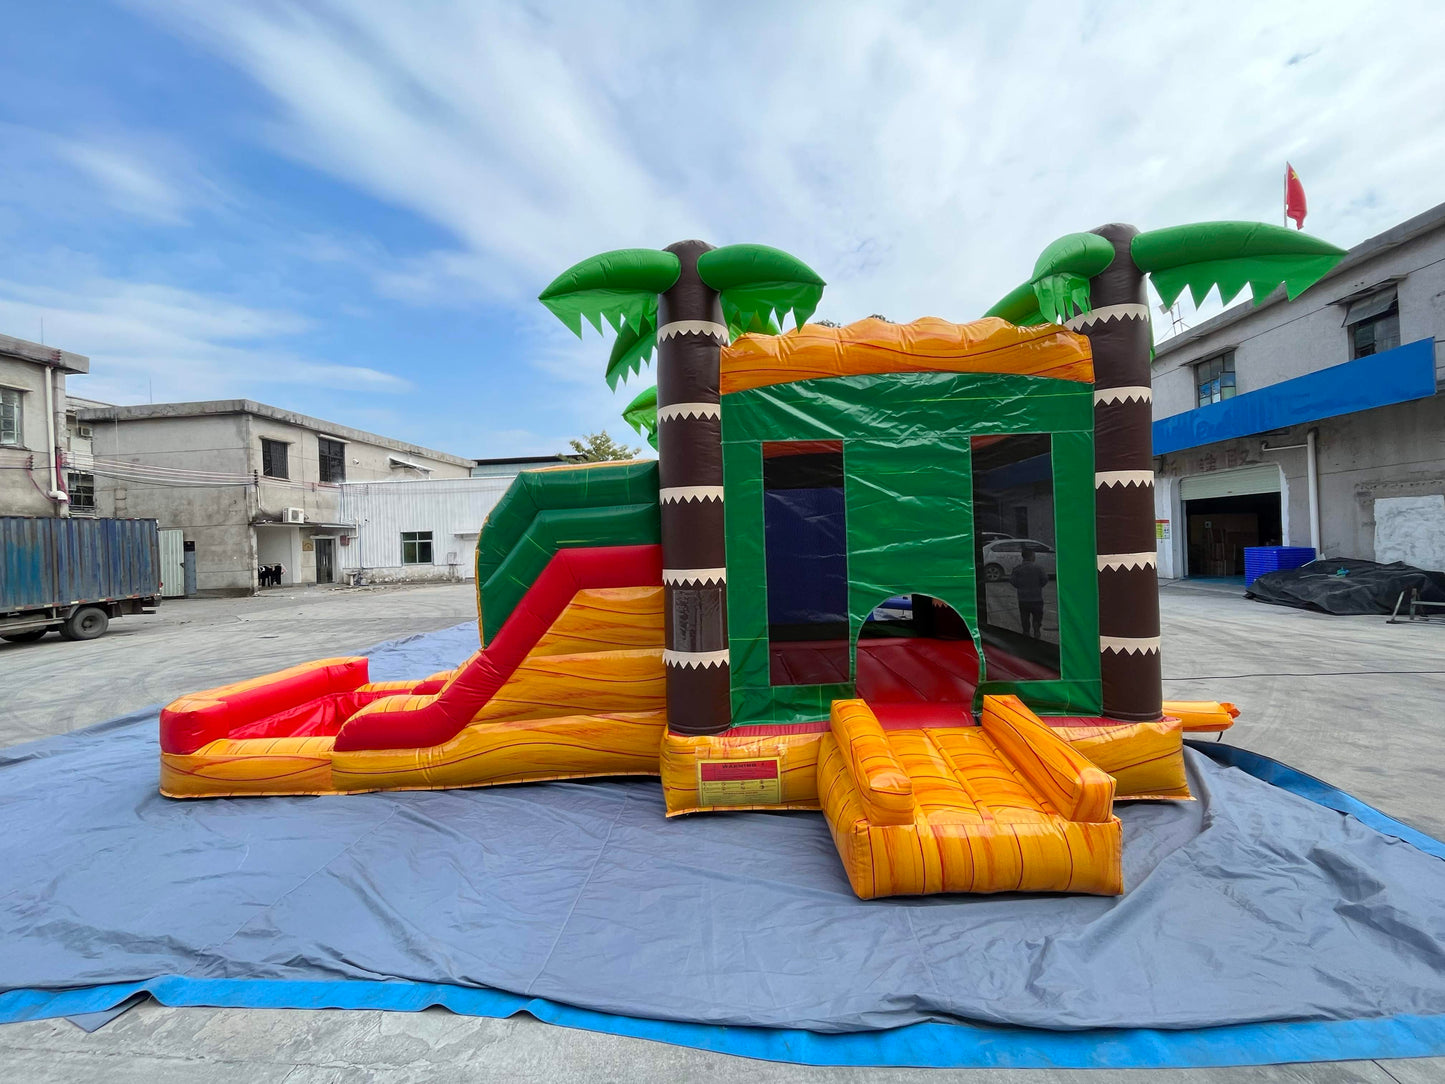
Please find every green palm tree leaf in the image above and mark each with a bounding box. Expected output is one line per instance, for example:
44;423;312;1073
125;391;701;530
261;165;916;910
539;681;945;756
1032;232;1117;281
621;384;659;451
1132;222;1346;309
1024;233;1116;322
538;248;680;337
740;310;782;336
1033;273;1094;324
604;312;657;390
984;281;1046;326
696;244;826;337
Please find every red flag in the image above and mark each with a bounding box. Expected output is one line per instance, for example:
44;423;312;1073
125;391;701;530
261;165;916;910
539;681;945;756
1284;163;1307;229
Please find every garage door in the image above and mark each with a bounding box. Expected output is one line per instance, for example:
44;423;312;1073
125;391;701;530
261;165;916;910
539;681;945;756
1179;463;1282;502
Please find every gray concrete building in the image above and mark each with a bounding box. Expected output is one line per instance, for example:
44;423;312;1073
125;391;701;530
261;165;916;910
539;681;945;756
1151;202;1445;579
71;400;474;594
0;334;90;517
470;453;577;479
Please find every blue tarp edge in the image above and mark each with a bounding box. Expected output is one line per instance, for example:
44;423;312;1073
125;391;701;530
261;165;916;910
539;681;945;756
3;976;1443;1069
3;739;1444;1068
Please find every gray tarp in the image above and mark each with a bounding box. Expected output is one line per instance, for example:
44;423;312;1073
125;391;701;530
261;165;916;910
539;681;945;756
3;622;1445;1033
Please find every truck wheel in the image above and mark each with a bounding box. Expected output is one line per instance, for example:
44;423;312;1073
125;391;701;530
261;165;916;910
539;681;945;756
61;607;109;641
1;629;48;643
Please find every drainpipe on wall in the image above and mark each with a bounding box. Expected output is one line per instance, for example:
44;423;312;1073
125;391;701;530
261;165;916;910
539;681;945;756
1306;427;1322;559
41;365;70;509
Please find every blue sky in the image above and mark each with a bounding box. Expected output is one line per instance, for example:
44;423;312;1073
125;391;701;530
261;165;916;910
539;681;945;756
3;1;1444;458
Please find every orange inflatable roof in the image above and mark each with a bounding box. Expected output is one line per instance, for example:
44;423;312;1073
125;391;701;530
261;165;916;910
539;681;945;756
719;316;1092;396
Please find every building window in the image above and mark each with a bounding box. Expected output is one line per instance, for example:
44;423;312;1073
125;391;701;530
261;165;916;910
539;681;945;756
0;388;22;447
318;437;346;483
401;531;434;565
67;472;95;514
261;438;289;479
1345;289;1401;359
1195;351;1236;407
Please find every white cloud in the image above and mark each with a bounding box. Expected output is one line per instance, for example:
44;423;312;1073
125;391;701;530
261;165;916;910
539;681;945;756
54;141;191;225
141;0;705;293
371;249;515;308
137;0;1445;330
0;121;227;226
0;276;409;405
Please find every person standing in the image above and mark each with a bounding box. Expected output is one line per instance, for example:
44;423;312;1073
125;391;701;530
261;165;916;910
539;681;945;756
1010;547;1048;638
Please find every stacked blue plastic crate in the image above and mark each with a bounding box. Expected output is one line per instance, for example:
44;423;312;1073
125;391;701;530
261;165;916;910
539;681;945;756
1243;546;1317;586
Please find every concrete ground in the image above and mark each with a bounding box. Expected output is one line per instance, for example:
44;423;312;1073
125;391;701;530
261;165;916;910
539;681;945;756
0;582;481;748
0;581;1442;1082
1156;579;1445;841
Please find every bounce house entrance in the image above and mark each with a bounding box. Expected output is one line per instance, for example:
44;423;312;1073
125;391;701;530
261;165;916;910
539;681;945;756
854;596;980;726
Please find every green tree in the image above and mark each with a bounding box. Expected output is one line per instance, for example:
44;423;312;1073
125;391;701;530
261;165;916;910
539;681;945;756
539;241;825;735
986;221;1346;722
567;430;641;462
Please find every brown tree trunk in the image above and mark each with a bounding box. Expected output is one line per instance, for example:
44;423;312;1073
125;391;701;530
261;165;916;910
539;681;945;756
656;240;731;735
1066;223;1162;721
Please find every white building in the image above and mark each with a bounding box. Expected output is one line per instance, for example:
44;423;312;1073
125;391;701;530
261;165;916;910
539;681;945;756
337;475;515;584
1151;202;1445;579
336;457;591;584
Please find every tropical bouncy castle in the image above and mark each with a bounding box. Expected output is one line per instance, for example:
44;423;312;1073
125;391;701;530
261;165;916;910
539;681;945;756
158;221;1346;900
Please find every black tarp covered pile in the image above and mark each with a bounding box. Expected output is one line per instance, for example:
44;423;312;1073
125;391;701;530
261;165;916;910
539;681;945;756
1246;557;1445;615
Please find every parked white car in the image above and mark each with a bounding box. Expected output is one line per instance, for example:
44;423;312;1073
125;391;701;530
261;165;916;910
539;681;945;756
981;538;1056;582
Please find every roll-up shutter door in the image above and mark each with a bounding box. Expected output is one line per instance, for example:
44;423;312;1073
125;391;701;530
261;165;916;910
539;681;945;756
1179;463;1282;502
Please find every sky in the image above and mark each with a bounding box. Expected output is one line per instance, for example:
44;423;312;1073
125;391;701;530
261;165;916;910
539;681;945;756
3;1;1444;458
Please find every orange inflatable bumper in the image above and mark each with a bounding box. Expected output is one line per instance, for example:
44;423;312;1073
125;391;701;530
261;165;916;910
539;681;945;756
818;697;1123;899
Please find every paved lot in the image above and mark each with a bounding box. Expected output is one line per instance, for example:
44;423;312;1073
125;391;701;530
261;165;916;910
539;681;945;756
0;581;1442;1082
0;583;481;749
1156;580;1445;841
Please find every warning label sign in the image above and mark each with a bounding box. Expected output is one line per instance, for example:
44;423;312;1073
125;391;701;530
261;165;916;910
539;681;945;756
697;758;781;807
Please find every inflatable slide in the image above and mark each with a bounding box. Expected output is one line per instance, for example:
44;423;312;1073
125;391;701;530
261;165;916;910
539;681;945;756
160;461;668;798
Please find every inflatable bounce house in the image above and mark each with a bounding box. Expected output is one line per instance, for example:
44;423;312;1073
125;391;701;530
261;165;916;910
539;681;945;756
158;222;1346;900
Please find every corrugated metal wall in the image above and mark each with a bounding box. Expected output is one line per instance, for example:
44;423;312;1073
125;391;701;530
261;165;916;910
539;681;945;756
0;516;161;611
337;476;516;575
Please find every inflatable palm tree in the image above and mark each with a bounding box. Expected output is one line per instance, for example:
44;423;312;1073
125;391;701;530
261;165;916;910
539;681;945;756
621;384;658;451
616;313;784;451
539;242;824;735
987;222;1345;720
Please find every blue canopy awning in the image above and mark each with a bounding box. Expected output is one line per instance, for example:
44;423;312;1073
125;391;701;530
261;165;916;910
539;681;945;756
1153;337;1437;456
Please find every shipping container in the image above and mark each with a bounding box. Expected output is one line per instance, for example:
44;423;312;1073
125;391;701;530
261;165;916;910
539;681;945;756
0;516;162;643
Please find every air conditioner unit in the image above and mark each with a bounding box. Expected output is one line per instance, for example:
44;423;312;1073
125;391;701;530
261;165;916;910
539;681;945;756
283;507;306;524
75;424;94;439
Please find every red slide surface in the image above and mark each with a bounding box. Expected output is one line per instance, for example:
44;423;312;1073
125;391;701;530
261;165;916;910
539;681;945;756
332;544;662;752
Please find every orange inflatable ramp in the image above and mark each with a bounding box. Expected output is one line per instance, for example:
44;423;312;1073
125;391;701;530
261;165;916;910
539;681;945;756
818;695;1122;899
